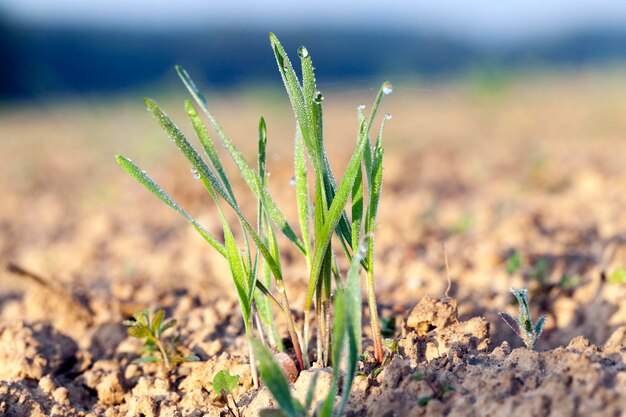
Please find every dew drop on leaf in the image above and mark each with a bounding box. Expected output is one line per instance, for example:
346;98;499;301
297;46;309;59
190;167;201;180
314;91;324;104
382;81;393;96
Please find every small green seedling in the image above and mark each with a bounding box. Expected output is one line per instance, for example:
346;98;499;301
413;369;455;406
123;308;199;375
499;287;546;349
213;370;241;417
370;338;398;379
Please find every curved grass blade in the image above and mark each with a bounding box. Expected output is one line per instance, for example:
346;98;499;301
185;100;236;203
115;155;226;257
220;203;251;324
143;98;283;282
176;66;306;255
268;33;314;158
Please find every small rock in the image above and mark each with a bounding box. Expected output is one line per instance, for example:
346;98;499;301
38;375;56;394
567;336;591;352
292;367;333;406
274;352;298;383
491;341;512;359
52;387;70;406
405;296;458;336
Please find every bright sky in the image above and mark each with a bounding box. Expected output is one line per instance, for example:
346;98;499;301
3;0;626;45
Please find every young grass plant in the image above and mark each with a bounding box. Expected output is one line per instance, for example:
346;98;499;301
116;33;392;397
499;287;547;349
123;308;199;378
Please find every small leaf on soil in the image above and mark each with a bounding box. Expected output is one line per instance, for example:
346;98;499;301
213;370;240;396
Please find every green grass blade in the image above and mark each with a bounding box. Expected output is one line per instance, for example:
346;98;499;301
337;249;363;416
176;67;306;255
258;117;268;181
144;98;283;282
366;81;393;138
115;155;226;258
220;205;251;324
294;130;311;266
185;100;236;203
300;48;324;162
351;167;364;251
357;104;371;174
321;156;353;252
268;33;315;162
305;120;368;311
366;147;384;235
252;340;300;417
320;288;345;417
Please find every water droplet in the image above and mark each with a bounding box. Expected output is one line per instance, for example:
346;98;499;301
276;282;285;293
289;177;296;186
314;91;324;104
297;46;309;59
357;104;366;111
266;172;271;178
382;81;393;96
190;167;201;180
384;113;392;120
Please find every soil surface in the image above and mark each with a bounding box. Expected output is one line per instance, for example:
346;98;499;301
1;72;625;416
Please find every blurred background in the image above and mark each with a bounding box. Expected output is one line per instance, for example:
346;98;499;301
2;0;626;100
1;1;626;349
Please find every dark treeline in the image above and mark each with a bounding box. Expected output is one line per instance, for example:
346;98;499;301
2;18;626;100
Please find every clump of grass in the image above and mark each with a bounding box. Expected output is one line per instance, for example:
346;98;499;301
123;308;199;376
116;30;392;399
499;287;547;349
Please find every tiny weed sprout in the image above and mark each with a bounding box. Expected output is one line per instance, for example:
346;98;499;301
499;287;547;350
116;31;391;410
213;370;241;417
123;309;199;374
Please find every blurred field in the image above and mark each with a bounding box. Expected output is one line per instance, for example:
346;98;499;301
1;69;626;350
